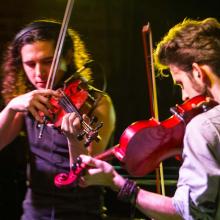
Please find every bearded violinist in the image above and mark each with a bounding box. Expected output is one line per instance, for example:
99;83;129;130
0;19;115;219
76;18;220;220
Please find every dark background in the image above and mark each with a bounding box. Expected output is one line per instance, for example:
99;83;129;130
0;0;219;219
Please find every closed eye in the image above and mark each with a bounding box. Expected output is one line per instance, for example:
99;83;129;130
23;61;36;68
41;58;53;65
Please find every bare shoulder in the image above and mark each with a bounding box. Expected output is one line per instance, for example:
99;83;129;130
94;92;115;119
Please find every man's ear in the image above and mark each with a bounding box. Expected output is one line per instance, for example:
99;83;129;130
192;63;206;82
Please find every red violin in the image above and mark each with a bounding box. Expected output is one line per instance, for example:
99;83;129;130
50;79;103;145
54;95;218;188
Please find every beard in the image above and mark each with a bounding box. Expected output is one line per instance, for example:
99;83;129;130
191;77;213;98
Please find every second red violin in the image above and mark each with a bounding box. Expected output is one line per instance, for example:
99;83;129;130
54;95;218;188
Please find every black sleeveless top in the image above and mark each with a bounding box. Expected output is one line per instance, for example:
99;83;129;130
23;98;105;218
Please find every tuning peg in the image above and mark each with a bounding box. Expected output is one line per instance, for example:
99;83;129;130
89;116;98;125
77;131;86;141
95;121;103;130
71;156;83;171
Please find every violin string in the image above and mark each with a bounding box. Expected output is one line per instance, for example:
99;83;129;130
61;97;91;133
61;92;82;118
60;93;92;133
59;94;92;135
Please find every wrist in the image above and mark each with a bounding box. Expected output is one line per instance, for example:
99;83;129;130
6;101;18;113
117;178;140;206
111;171;126;191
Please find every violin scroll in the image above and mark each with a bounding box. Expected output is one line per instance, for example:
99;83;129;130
55;157;86;188
54;144;123;188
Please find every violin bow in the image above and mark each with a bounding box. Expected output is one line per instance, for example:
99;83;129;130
46;0;75;90
142;23;165;195
32;0;75;185
38;0;75;139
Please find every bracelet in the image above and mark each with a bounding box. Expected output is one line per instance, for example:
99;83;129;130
117;178;139;206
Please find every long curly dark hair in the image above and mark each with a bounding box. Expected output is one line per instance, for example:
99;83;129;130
1;19;92;104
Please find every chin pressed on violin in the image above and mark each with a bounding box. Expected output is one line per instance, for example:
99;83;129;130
54;95;218;188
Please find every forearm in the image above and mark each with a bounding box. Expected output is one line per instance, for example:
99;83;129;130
80;155;183;220
136;190;183;220
112;173;182;220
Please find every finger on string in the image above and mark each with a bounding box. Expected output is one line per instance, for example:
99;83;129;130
82;114;90;124
87;167;103;176
69;113;77;125
72;117;81;131
79;155;93;166
80;155;103;168
67;113;81;134
61;113;71;132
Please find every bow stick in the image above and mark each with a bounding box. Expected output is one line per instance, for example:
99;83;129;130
142;23;165;195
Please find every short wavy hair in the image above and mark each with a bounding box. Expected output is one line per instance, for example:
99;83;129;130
154;17;220;77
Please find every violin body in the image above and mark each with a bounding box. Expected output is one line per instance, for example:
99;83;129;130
44;79;103;146
49;80;89;127
122;95;218;176
54;95;218;187
120;118;183;176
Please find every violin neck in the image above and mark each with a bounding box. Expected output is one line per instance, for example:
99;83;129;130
95;147;115;161
59;93;82;120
